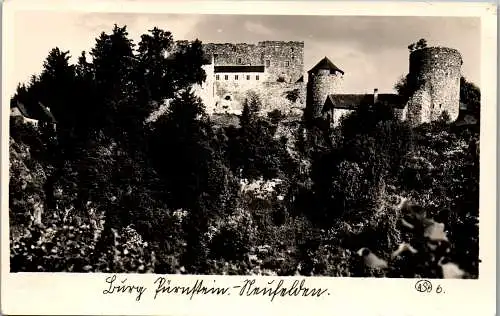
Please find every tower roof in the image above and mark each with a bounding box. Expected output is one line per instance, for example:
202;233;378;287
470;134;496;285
308;57;344;75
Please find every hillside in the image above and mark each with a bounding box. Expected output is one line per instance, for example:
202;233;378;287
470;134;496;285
8;25;480;278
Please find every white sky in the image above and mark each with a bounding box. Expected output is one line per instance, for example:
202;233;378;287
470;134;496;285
11;12;480;95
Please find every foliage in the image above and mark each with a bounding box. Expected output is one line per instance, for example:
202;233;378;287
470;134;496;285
460;76;481;122
226;95;291;180
9;25;479;279
285;88;301;103
408;38;428;52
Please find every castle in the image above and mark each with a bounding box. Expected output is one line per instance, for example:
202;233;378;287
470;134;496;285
10;41;467;128
190;40;465;127
191;41;306;115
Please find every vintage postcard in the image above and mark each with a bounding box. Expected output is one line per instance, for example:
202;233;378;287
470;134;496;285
1;1;497;315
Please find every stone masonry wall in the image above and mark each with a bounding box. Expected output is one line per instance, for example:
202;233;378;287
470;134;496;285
211;80;306;115
202;41;304;83
307;69;344;119
259;41;304;83
407;47;462;125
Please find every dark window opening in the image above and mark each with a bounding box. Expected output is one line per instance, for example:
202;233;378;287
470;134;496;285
246;75;250;80
224;75;228;80
256;75;260;80
265;60;270;67
237;58;242;64
216;75;220;80
224;95;231;101
235;75;239;80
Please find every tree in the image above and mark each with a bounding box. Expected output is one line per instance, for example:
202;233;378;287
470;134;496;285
168;39;207;93
230;95;286;180
150;88;213;209
460;77;481;122
89;24;137;133
408;38;428;52
136;27;174;104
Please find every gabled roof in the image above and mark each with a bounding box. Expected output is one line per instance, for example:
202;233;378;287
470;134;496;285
377;94;406;109
10;99;57;123
308;57;344;75
214;65;265;73
38;102;57;122
322;93;406;112
13;101;31;118
323;94;370;112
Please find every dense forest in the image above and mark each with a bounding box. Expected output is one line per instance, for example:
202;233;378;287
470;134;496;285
9;26;480;278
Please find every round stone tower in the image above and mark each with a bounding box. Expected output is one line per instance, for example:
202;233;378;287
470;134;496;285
306;57;344;121
406;47;463;125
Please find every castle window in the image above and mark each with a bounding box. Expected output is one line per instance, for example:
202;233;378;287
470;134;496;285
246;75;250;80
285;61;290;67
216;75;220;80
225;75;228;80
265;60;270;67
256;75;260;80
291;47;294;53
214;54;218;61
235;75;239;80
237;57;242;64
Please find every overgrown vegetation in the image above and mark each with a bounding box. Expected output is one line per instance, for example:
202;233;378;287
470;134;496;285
10;27;480;278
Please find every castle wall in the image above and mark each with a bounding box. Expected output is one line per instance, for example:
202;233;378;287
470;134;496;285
405;89;432;126
192;63;216;112
203;43;262;66
407;47;462;125
211;80;306;115
215;72;267;83
202;41;304;83
259;41;304;83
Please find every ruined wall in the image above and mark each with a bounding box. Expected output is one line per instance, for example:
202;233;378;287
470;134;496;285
203;43;263;66
406;47;462;125
210;80;306;115
255;82;306;113
202;41;304;83
259;41;304;83
307;69;344;119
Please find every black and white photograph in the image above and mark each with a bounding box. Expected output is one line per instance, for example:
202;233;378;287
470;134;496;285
2;1;497;314
5;6;485;277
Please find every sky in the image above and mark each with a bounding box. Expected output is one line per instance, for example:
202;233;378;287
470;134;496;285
10;12;480;96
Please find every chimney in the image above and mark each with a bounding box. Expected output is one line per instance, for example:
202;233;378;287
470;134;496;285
373;88;379;104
